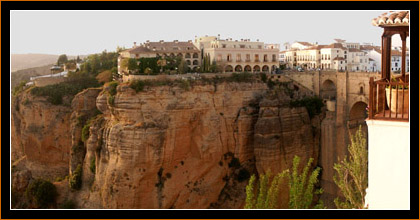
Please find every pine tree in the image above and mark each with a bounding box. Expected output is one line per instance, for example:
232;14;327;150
288;155;324;209
333;125;368;209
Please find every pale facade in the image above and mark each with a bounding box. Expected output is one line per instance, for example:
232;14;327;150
194;36;279;73
118;40;201;75
284;39;370;71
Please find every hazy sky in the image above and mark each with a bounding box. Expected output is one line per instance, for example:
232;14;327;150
11;10;410;55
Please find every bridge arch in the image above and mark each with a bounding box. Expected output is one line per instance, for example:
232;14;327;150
320;79;336;99
348;101;369;137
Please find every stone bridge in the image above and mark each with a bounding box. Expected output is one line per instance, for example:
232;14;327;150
280;70;381;208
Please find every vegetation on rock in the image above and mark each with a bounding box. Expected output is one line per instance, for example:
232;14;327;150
333;126;368;209
25;179;57;208
69;164;83;190
288;156;324;209
245;169;288;209
244;155;324;209
289;96;324;118
30;75;100;105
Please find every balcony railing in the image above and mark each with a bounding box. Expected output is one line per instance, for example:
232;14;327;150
369;75;409;121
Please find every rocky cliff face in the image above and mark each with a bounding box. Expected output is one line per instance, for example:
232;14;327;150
11;91;72;180
11;80;322;209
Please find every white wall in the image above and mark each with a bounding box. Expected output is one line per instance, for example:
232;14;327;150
366;120;410;209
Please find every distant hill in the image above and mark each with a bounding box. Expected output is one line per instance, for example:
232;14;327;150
11;64;54;90
11;53;88;72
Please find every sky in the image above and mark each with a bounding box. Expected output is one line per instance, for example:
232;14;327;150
11;10;410;55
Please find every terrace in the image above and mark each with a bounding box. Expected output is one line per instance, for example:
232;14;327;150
369;11;409;121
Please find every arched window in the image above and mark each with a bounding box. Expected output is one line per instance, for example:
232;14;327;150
193;53;198;58
186;60;191;65
193;60;198;65
360;86;364;94
185;53;191;58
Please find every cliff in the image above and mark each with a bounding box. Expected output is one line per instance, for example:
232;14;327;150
11;80;323;209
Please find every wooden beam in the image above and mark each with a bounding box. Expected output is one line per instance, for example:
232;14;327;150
381;33;392;80
400;32;407;79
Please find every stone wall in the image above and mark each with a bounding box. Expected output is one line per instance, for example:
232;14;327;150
34;77;67;87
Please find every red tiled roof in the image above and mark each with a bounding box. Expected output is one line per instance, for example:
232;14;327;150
323;43;345;49
372;11;409;27
125;41;199;54
349;48;362;52
296;41;313;46
307;45;328;50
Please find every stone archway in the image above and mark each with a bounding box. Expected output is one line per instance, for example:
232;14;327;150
225;65;233;73
321;79;336;100
348;101;368;137
244;65;252;72
235;65;243;72
262;65;269;73
253;65;260;73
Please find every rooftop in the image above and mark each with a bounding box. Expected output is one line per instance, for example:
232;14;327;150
125;41;199;54
372;11;409;27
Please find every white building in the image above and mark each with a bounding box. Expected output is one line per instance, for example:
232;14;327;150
194;35;279;73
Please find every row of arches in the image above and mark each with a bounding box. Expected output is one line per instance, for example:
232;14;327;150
156;53;199;59
224;65;277;73
186;60;199;66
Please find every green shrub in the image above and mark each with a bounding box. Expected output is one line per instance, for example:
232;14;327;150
227;72;254;83
333;126;368;209
267;79;275;89
13;80;28;96
26;179;57;208
108;95;115;106
90;157;96;173
108;81;119;96
289;156;324;209
69;164;82;190
130;80;145;92
260;73;268;83
81;123;90;142
30;77;100;105
245;169;288;209
289;96;324;118
59;199;76;209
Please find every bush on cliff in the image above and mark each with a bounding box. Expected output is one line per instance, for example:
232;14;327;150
226;72;254;83
12;80;28;96
289;96;323;118
26;179;57;208
289;156;324;209
333;126;368;209
69;164;83;190
30;76;100;105
244;155;325;209
129;80;145;92
81;123;90;142
245;169;288;209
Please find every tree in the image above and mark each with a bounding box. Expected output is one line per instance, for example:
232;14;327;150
333;126;368;209
178;59;188;74
127;58;138;71
288;155;324;209
76;55;81;63
245;169;288;209
57;54;68;65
